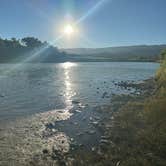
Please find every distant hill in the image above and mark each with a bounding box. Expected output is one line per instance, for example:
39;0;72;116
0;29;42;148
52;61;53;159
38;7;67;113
62;45;166;62
0;37;165;62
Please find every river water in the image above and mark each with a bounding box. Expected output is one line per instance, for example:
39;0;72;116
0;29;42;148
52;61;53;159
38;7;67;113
0;62;159;123
0;62;160;165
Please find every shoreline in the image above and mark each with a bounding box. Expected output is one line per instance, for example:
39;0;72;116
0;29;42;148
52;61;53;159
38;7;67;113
70;77;158;165
0;77;161;166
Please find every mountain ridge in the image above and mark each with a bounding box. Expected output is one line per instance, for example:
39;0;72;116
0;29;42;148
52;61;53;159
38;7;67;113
61;44;166;62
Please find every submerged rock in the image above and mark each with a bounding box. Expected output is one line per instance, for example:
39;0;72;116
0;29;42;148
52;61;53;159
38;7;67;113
76;132;83;136
72;100;80;104
88;130;96;135
89;117;93;121
91;121;99;125
102;92;108;98
74;110;81;113
101;135;109;139
0;94;5;97
100;139;109;144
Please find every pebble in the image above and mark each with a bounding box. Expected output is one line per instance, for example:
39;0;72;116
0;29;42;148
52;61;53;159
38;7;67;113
91;121;99;125
102;92;108;98
76;132;83;136
100;139;109;144
116;161;121;166
74;122;78;125
51;129;56;132
101;135;109;139
91;147;95;152
75;110;81;113
72;100;80;104
88;130;96;134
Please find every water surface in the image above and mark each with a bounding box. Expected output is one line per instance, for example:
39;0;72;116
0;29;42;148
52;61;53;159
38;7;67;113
0;62;159;123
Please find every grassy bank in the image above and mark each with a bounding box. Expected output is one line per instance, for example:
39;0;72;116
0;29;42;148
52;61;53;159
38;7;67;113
72;50;166;166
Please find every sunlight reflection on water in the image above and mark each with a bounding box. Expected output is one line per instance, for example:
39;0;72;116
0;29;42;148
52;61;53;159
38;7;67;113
0;62;159;165
60;62;77;109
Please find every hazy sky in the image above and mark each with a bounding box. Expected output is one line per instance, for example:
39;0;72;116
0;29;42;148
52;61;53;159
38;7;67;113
0;0;166;48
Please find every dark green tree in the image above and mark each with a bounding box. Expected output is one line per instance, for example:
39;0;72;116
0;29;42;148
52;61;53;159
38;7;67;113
21;37;43;48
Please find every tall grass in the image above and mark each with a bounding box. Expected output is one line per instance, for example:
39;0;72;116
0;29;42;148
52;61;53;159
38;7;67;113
72;50;166;166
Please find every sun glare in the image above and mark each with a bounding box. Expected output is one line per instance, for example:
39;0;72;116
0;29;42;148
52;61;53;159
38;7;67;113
63;24;74;36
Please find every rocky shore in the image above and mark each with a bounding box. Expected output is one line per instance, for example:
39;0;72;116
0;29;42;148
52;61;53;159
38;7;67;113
70;78;157;166
0;78;158;166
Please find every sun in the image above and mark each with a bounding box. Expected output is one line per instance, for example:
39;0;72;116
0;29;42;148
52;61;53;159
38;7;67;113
63;24;74;36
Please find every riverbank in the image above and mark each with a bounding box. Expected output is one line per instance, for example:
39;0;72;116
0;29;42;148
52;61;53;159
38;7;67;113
0;78;156;166
70;78;157;166
71;54;166;166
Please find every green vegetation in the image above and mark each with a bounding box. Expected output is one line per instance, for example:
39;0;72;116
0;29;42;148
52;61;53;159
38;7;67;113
72;50;166;166
0;37;68;63
0;36;166;62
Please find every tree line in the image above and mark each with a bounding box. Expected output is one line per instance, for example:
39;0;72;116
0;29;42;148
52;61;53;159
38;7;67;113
0;37;68;63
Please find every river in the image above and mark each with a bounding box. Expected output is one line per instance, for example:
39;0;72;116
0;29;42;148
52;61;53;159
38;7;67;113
0;62;159;165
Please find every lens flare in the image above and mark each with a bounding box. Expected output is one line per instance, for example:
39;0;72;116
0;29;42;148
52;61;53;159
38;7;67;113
63;24;74;36
76;0;108;25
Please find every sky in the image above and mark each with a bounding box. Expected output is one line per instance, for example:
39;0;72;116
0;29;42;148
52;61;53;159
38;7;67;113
0;0;166;48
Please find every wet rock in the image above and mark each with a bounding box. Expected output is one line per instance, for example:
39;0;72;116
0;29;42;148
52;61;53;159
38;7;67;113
100;139;109;144
82;116;86;121
88;130;96;135
97;149;103;156
110;116;114;120
94;116;100;120
101;135;109;139
136;91;141;95
51;128;56;132
116;161;121;166
72;100;80;104
74;122;78;125
76;132;83;136
105;124;113;129
79;144;83;147
89;117;93;121
70;142;79;150
102;92;108;98
74;110;81;113
91;121;99;126
91;147;96;152
70;138;74;141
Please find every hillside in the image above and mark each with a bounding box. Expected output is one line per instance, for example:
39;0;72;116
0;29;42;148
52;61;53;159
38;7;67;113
63;45;166;62
0;37;166;62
